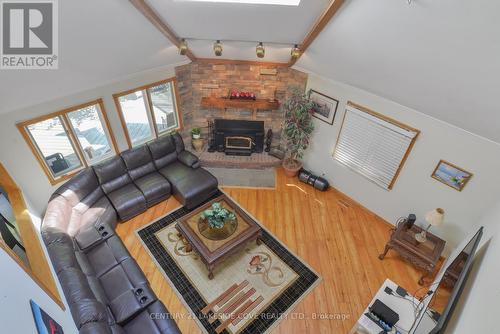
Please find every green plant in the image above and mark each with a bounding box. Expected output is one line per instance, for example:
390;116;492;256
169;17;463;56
282;88;315;168
191;127;201;136
201;202;236;229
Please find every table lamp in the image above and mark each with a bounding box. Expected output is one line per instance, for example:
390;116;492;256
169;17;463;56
415;208;444;243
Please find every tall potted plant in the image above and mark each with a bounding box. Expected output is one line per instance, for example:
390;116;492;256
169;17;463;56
281;88;315;177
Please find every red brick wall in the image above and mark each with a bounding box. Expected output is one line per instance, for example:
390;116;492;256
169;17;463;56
175;62;308;138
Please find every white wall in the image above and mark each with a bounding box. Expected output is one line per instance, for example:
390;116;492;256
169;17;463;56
0;63;186;216
446;200;500;333
0;249;77;334
300;71;500;251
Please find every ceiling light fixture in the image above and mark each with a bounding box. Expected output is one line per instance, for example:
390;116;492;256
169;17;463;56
179;39;188;55
291;44;301;59
214;40;223;57
256;42;265;58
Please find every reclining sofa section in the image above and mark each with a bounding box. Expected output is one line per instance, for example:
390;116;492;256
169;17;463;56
41;133;218;334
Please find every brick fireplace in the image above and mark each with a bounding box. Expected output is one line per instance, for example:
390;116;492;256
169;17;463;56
174;61;308;168
175;61;308;137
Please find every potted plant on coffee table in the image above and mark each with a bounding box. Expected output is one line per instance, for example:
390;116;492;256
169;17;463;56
281;88;315;177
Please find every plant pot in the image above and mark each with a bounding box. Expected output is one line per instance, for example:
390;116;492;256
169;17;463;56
282;159;302;177
198;217;238;241
192;134;201;139
192;138;204;152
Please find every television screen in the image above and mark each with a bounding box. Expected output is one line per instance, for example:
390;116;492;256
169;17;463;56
413;227;483;334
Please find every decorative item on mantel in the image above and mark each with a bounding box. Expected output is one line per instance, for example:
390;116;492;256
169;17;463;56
415;208;445;243
281;88;315;177
229;90;256;100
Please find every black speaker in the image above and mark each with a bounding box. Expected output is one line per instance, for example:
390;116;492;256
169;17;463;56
298;169;329;191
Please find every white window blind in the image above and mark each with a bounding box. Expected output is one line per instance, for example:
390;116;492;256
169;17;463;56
333;103;419;190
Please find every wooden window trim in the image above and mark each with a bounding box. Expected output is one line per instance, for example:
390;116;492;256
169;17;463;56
113;77;183;149
333;101;420;190
0;163;64;309
16;99;118;185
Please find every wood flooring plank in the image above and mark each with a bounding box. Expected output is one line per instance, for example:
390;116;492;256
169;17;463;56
115;167;447;334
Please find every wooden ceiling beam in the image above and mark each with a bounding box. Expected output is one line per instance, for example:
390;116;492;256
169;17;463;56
129;0;197;61
288;0;345;67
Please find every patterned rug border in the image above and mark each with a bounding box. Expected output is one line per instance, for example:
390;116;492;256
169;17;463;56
135;190;321;334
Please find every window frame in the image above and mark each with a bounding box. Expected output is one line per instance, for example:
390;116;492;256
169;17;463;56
16;99;118;185
333;101;420;190
113;77;183;149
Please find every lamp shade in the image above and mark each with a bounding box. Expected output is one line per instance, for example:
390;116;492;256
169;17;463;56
425;208;445;227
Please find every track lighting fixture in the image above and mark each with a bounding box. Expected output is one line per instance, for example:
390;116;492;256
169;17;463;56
179;39;188;56
256;42;265;58
291;44;301;59
213;40;223;57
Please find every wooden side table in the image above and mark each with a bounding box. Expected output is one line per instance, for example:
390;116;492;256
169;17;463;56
379;223;446;285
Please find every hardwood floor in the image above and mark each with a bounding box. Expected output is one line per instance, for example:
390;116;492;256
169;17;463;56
116;168;446;333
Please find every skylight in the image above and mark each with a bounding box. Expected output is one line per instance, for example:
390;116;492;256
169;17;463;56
179;0;301;6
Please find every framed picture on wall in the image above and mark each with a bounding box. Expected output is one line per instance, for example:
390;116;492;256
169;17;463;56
30;299;64;334
431;160;473;191
308;90;339;125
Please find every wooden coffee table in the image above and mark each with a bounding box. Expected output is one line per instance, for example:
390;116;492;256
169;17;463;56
175;194;262;280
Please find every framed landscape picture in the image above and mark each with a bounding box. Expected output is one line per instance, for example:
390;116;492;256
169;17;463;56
431;160;473;191
309;90;339;125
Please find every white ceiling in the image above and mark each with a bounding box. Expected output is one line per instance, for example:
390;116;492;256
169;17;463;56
147;0;330;62
0;0;185;115
296;0;500;143
149;0;329;44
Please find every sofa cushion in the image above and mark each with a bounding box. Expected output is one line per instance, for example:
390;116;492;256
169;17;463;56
43;195;73;234
80;196;118;231
58;267;97;305
169;168;219;209
53;168;102;207
121;145;156;180
147;135;178;170
134;172;171;207
99;258;148;301
122;300;181;334
172;132;185;153
79;321;112;334
43;229;78;274
106;184;147;221
93;157;132;195
177;150;200;168
84;235;130;277
158;161;193;184
72;298;108;329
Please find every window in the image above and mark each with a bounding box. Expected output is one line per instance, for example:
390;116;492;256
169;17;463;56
114;78;182;148
333;102;420;190
17;99;117;185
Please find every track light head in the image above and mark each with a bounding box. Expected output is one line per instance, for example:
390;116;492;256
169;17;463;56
214;40;223;57
291;44;301;59
179;39;188;56
256;42;265;58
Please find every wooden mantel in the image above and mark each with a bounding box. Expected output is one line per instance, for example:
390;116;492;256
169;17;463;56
201;97;280;119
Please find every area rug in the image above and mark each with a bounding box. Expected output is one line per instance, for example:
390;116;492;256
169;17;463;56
205;167;276;189
136;190;320;334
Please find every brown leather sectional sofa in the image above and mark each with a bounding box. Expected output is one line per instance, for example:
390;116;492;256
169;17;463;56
41;133;218;333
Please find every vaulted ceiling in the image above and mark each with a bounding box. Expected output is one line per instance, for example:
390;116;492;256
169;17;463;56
1;0;499;144
296;0;500;143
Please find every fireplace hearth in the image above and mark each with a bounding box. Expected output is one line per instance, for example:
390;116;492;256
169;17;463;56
209;119;264;156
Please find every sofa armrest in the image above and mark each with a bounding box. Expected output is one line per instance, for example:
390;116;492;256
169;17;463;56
74;223;114;251
178;150;200;168
109;286;156;324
